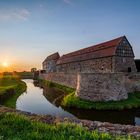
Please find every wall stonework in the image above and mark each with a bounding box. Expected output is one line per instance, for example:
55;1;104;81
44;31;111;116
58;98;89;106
40;73;77;88
113;56;137;73
57;57;113;73
76;73;128;101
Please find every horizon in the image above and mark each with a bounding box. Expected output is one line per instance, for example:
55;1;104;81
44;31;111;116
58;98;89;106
0;0;140;72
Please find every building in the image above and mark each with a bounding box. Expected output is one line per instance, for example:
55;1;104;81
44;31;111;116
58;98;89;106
41;36;139;102
42;52;60;73
43;36;137;73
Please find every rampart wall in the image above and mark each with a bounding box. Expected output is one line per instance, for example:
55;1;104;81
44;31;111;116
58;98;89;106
40;73;77;88
39;72;140;101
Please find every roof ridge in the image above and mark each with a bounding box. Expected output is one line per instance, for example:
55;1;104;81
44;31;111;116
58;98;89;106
61;36;124;59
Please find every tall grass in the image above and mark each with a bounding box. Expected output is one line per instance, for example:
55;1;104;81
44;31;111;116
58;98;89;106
0;113;134;140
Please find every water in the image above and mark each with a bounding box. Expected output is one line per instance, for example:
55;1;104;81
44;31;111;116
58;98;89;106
16;79;140;126
16;79;74;118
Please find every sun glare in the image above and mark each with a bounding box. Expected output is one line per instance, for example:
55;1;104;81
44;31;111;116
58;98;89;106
2;62;9;67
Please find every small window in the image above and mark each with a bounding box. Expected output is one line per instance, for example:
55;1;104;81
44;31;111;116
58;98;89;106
128;67;131;72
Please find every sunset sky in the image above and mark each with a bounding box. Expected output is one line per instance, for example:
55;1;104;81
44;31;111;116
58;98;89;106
0;0;140;72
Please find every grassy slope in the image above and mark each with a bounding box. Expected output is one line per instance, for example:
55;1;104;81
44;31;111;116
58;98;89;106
63;92;140;110
0;112;134;140
40;80;140;110
0;75;27;108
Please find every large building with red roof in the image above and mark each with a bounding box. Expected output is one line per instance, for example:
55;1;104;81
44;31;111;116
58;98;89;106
43;36;137;73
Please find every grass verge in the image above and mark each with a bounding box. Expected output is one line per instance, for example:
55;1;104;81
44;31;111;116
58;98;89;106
0;112;134;140
0;75;27;108
62;92;140;110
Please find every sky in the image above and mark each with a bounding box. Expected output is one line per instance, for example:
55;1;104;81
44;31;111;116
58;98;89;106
0;0;140;72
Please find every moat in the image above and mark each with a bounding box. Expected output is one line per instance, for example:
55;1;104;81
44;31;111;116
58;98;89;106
16;79;140;126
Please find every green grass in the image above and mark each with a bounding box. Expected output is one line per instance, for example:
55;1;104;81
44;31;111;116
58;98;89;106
62;92;140;110
0;112;135;140
0;75;27;108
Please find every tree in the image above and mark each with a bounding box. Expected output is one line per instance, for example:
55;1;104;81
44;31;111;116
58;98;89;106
31;68;37;73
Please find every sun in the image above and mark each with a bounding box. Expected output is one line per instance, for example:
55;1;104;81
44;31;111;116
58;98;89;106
2;62;9;67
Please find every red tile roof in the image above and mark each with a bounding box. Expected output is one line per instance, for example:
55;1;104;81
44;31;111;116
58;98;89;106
43;52;60;63
57;36;124;64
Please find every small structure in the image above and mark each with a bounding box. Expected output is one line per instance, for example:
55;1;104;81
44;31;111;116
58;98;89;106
42;52;60;73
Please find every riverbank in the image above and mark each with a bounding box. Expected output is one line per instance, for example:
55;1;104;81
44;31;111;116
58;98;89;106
0;105;139;139
0;75;27;108
40;79;140;110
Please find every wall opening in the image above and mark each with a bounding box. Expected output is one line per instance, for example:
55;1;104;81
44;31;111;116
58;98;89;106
128;67;132;72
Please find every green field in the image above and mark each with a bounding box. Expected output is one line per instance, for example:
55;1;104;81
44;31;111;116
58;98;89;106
0;75;27;108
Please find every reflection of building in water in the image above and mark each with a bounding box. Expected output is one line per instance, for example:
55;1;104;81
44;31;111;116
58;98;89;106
43;86;65;107
65;108;138;125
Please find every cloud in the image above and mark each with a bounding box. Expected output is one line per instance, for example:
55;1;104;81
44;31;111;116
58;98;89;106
0;9;30;21
63;0;72;5
39;4;43;8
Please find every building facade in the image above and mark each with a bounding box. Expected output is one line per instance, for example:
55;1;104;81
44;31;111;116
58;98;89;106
43;36;137;73
42;52;60;73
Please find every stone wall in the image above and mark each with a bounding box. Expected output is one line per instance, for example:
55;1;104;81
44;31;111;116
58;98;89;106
113;56;137;73
76;73;128;101
40;72;140;102
40;73;77;88
125;73;140;93
57;57;113;73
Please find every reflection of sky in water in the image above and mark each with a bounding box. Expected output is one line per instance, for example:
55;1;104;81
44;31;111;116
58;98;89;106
16;79;74;118
135;117;140;126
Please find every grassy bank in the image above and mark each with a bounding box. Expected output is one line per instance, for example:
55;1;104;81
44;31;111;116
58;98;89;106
41;80;140;110
0;75;27;108
63;92;140;110
0;112;134;140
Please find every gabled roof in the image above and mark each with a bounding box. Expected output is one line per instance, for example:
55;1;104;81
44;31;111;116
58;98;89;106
43;52;60;63
57;36;125;65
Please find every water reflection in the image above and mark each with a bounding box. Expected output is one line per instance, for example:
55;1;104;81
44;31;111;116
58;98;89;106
16;79;140;126
64;108;139;125
16;79;74;118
